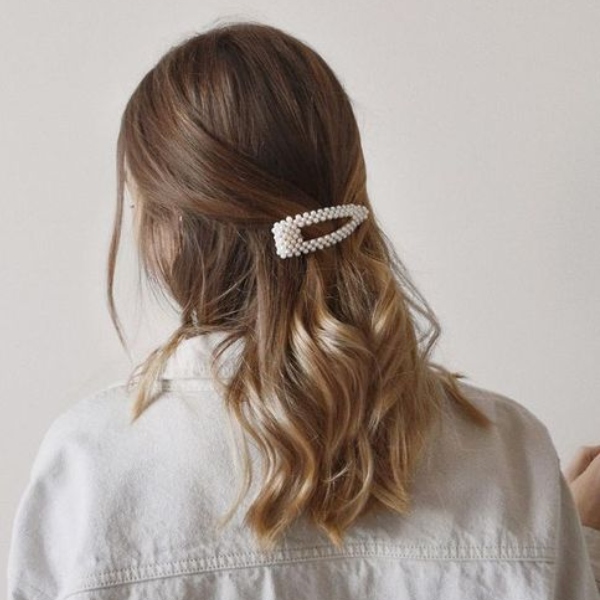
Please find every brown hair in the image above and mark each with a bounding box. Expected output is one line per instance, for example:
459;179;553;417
107;20;492;551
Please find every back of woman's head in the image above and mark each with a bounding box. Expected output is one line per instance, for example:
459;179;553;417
108;20;491;551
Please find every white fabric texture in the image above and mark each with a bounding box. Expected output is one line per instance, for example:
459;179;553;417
7;331;600;599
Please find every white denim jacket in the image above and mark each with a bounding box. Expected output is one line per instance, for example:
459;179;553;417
7;332;600;599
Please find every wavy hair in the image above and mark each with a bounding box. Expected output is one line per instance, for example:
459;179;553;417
107;20;492;551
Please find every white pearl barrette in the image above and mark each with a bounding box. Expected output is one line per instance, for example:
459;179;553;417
271;203;369;259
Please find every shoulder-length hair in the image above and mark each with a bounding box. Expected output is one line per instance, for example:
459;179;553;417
108;20;492;552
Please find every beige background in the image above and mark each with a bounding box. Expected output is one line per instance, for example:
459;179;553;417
2;0;600;590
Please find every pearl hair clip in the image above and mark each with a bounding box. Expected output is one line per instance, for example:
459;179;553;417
271;203;369;259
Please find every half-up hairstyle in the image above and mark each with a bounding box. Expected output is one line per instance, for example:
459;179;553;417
107;20;492;552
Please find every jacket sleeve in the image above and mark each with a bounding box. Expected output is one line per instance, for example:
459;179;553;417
583;525;600;593
552;470;600;599
6;413;83;600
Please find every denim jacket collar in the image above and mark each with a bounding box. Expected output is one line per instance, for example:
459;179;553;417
160;331;243;380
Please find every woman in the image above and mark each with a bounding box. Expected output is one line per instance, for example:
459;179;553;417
7;20;600;599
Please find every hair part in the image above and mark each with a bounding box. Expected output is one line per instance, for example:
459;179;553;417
107;20;492;552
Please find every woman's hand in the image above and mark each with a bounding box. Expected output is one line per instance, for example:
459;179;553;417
563;445;600;531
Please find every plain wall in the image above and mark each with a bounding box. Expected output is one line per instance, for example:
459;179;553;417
2;0;599;590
